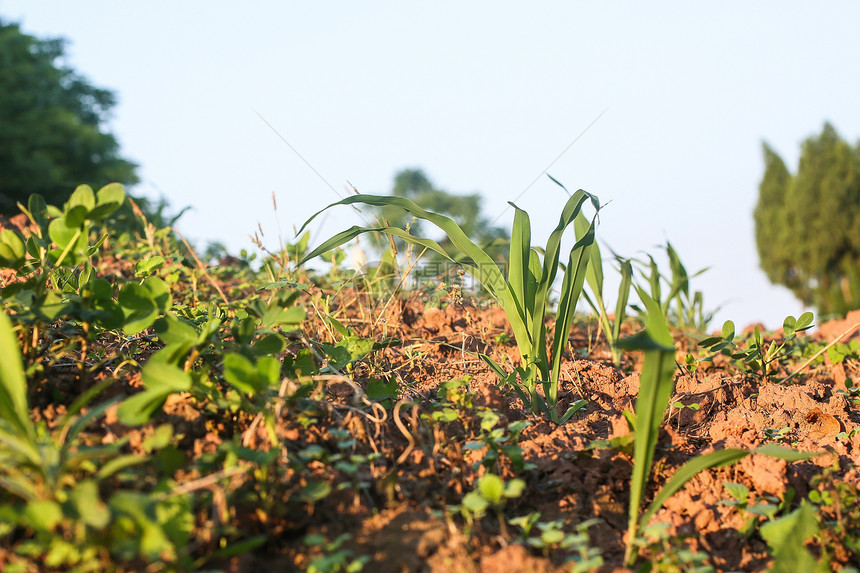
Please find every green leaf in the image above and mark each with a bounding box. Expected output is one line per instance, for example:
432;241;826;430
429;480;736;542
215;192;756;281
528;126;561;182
70;480;110;528
252;333;287;356
759;501;819;573
366;377;398;402
722;320;735;341
116;362;192;426
504;478;526;499
69;184;96;211
621;288;677;567
262;304;306;330
639;449;751;531
754;443;822;462
143;276;172;312
223;353;267;395
48;216;81;250
134;255;165;277
118;283;157;334
478;473;504;505
0;312;33;439
87;183;126;220
0;230;26;267
299;480;332;502
23;499;63;532
461;491;489;516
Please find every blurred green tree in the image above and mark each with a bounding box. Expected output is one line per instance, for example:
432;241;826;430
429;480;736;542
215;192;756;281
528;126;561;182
755;123;860;317
0;18;138;215
374;168;509;265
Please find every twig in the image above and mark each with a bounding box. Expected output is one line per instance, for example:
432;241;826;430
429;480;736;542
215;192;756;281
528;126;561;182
392;399;419;465
670;378;744;402
164;466;247;498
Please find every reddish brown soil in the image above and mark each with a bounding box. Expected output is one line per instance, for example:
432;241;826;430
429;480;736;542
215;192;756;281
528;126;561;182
271;290;860;572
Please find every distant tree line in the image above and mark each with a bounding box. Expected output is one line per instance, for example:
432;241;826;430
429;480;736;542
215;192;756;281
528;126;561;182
0;17;138;215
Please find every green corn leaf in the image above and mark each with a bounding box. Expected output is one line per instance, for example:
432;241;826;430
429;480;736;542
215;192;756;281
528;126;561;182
297;196;530;352
549;217;596;394
753;443;821;461
639;448;751;531
614;259;634;343
507;205;533;329
619;288;675;566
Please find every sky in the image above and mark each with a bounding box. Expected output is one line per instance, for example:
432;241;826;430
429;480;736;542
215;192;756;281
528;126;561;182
3;1;860;330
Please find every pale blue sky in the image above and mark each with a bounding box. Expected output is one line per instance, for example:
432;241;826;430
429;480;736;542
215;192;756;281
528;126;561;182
4;2;860;328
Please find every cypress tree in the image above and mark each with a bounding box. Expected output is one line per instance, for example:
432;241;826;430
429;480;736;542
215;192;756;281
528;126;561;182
755;123;860;316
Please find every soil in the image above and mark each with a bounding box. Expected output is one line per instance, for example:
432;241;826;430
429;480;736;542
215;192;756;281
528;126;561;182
266;289;860;572
2;243;859;571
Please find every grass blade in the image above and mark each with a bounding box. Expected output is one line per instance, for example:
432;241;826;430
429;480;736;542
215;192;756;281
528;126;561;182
0;312;34;440
638;448;750;531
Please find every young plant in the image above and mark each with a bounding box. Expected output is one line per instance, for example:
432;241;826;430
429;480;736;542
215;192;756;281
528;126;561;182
297;177;599;423
719;482;783;537
698;313;815;383
634;241;714;332
577;218;633;368
619;289;819;567
459;472;525;537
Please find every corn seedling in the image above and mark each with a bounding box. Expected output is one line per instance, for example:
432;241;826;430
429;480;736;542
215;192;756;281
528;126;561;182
577;217;633;368
633;241;714;332
619;288;820;567
297;177;599;423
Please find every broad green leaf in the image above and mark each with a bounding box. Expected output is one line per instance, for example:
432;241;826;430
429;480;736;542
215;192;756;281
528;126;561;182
252;333;286;356
366;377;399;403
262;304;306;329
223;353;266;395
135;255;165;277
23;499;63;532
68;184;96;211
143;276;172;312
299;480;332;502
461;491;489;515
86;183;126;220
504;478;526;498
722;320;735;341
759;502;818;573
119;283;157;334
48;216;81;250
478;473;504;505
70;479;110;528
0;230;25;267
116;362;192;426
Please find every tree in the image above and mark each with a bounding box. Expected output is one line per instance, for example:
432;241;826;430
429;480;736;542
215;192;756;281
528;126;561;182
754;123;860;316
0;18;138;215
374;168;509;263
